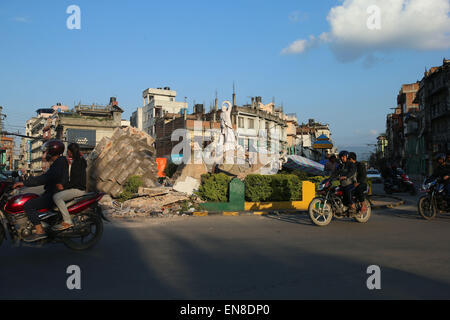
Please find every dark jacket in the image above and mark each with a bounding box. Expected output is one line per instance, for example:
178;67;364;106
338;161;357;187
355;162;367;184
24;156;69;195
432;164;450;183
66;156;87;191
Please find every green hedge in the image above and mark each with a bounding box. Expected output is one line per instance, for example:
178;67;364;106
197;173;232;202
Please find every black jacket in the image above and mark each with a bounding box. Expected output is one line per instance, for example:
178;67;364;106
337;161;357;186
66;157;87;191
432;164;450;183
24;156;69;195
355;162;367;184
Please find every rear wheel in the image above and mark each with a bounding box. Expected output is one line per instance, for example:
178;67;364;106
354;200;371;223
63;213;103;251
309;198;333;227
418;196;436;221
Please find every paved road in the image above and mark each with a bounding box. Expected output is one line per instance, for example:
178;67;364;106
1;185;450;299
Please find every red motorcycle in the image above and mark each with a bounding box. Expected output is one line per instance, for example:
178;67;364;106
0;182;108;251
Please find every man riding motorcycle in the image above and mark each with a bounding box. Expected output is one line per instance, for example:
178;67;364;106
13;140;69;242
337;151;357;214
431;153;450;204
349;152;368;213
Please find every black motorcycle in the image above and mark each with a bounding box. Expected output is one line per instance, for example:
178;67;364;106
384;168;417;196
418;177;449;220
308;177;371;227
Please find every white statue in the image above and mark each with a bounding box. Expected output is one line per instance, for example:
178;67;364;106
220;101;236;152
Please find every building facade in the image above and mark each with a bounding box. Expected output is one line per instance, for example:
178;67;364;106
133;87;188;137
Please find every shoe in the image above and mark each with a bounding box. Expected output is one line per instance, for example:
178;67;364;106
52;222;74;231
23;233;48;243
360;202;367;213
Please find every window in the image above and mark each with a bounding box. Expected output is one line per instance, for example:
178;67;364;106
238;117;244;128
248;118;255;129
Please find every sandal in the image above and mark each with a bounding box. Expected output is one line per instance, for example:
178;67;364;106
52;222;74;231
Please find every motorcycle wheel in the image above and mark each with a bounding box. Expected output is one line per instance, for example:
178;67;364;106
63;213;104;251
308;198;333;227
354;200;371;224
418;196;436;221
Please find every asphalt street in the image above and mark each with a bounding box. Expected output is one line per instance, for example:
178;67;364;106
1;184;450;300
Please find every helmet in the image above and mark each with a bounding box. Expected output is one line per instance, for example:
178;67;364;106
41;140;65;159
339;151;349;158
434;153;446;162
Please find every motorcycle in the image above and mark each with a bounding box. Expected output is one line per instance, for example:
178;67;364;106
308;177;371;227
0;182;108;251
418;177;450;220
384;168;417;196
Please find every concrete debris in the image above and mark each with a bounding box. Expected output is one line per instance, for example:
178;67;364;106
172;163;207;195
87;126;161;198
101;189;202;219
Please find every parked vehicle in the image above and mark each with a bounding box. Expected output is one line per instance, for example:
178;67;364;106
0;182;107;250
418;177;449;220
308;177;371;227
384;168;417;196
367;168;382;183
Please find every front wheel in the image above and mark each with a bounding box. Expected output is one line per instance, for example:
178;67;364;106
309;197;333;227
354;200;371;223
418;196;436;221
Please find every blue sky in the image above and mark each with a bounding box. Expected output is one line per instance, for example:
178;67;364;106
0;0;449;155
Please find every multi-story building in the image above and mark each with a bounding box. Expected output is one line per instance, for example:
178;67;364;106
0;136;14;171
132;87;188;137
50;97;124;154
414;59;450;175
154;95;290;162
295;119;335;162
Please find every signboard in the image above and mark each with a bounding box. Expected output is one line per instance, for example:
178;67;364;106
66;129;96;148
27;140;31;164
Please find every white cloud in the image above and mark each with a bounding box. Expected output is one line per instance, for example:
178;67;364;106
12;17;30;23
282;0;450;62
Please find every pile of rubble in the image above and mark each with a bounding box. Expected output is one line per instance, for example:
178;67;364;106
87;126;161;198
99;187;203;219
87;127;204;218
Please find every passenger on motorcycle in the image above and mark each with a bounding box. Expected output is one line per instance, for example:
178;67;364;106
337;151;357;214
349;152;368;212
432;153;450;202
13;140;69;242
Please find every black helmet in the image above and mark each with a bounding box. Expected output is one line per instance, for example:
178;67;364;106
339;151;349;158
41;140;65;160
435;153;446;162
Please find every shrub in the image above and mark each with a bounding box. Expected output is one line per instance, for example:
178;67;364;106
164;162;179;178
245;174;302;202
197;173;232;202
245;175;273;202
118;175;143;202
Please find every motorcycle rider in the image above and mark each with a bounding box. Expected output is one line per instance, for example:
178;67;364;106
349;152;368;212
337;151;357;214
13;140;69;242
432;153;450;201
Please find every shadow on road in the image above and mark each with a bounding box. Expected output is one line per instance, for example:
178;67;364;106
1;216;450;299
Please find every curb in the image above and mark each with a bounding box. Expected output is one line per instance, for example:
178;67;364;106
190;211;300;217
369;194;405;210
